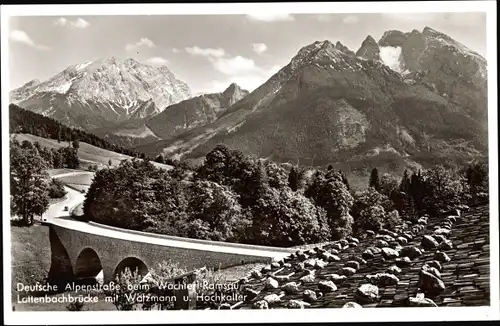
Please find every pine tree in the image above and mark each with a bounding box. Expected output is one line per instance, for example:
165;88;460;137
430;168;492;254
288;166;300;191
369;168;381;191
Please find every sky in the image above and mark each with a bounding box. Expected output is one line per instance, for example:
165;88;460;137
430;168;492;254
8;12;487;94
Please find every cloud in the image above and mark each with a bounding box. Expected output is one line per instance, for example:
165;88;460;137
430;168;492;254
10;29;50;51
125;38;156;52
146;57;169;66
54;17;90;28
172;48;180;53
185;46;226;57
246;13;295;22
252;43;268;55
187;46;282;92
342;15;359;24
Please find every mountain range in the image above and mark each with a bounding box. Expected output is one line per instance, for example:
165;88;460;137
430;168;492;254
10;26;488;172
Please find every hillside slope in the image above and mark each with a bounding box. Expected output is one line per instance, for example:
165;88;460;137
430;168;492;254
11;133;172;170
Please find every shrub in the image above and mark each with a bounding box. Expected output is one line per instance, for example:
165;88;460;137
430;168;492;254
48;179;67;199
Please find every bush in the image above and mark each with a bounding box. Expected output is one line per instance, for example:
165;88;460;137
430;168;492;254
48;179;67;199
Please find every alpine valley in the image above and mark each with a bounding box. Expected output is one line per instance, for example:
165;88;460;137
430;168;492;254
10;26;488;173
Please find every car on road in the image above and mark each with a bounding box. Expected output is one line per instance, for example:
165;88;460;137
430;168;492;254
63;206;69;211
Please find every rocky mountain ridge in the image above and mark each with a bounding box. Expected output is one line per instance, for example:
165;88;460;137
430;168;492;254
134;26;487;173
10;57;192;130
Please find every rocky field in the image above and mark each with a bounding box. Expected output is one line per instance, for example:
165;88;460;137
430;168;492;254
208;204;490;309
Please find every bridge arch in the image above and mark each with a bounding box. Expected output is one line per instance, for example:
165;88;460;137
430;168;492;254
74;248;103;280
113;257;149;281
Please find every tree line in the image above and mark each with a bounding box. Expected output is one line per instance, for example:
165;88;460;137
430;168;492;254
9;104;145;158
83;144;489;247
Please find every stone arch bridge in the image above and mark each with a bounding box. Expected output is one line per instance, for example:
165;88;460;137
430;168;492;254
45;218;295;284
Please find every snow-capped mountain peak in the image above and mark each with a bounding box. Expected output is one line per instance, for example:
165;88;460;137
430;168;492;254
9;57;192;130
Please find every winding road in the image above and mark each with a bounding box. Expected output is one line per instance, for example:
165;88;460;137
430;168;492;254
43;171;294;260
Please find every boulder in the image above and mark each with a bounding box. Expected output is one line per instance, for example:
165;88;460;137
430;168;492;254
400;246;422;259
347;236;360;244
271;262;281;269
379;228;399;238
300;273;316;284
343;302;363;308
265;277;279;290
427;260;443;272
318;280;338;293
263;293;282;304
366;230;376;236
354;284;380;304
409;296;438;307
434;251;451;263
287;299;311;309
304;259;317;268
397;237;408;245
349;242;358;247
329;248;340;255
303;289;318;302
282;282;300;295
387;265;402;275
362;249;375;260
422;264;441;280
322;274;347;283
342;267;357;276
375;240;389;248
395;256;412;267
261;265;272;273
252;300;269;309
376;234;395;243
339;239;349;247
366;273;399;286
283;263;292;268
243;288;260;301
370;246;382;254
421;235;440;250
322;252;340;262
434;228;451;236
381;247;399;259
439;239;453;251
457;204;470;211
345;260;361;270
315;260;328;269
419;270;445;297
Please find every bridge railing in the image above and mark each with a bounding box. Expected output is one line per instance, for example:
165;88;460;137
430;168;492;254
83;220;296;254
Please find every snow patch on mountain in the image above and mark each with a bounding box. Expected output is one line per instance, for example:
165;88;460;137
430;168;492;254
379;46;404;73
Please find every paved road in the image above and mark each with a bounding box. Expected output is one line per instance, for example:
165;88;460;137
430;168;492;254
44;172;294;260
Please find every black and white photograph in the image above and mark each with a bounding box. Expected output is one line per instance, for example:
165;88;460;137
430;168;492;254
2;1;498;324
